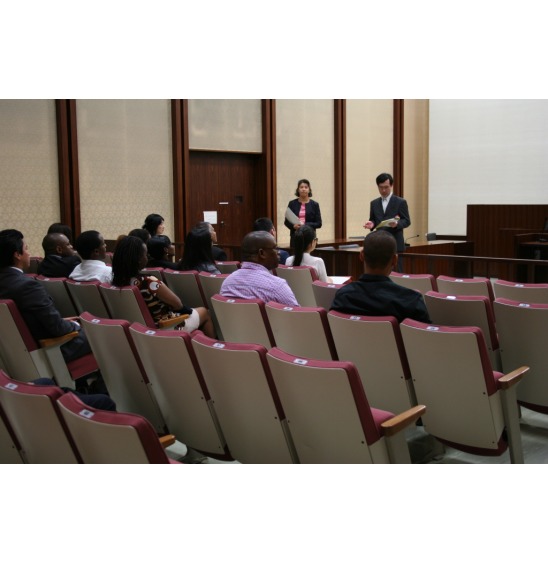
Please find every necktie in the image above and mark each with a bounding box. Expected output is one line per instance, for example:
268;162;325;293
382;198;388;213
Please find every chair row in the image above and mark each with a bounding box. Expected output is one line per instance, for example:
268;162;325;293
390;272;548;304
0;370;177;464
0;313;425;464
1;296;533;463
211;294;539;457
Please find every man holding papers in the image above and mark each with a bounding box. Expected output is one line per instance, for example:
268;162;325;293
363;172;410;272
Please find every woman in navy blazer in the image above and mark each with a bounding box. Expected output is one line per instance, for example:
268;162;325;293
284;179;322;247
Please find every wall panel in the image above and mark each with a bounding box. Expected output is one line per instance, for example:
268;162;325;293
346;100;393;239
188;99;261;153
403;99;429;243
0;100;60;255
275;100;335;245
76;100;174;241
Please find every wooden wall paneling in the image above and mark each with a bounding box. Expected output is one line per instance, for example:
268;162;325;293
260;99;276;222
393;100;404;197
334;100;346;239
467;204;548;277
171;100;190;244
55;100;81;236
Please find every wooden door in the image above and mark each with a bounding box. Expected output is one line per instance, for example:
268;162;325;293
188;151;261;247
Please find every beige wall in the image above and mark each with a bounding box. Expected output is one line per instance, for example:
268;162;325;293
403;100;429;243
275;100;335;246
76;100;174;241
0;99;431;264
188;99;262;152
0;100;60;255
346;100;393;238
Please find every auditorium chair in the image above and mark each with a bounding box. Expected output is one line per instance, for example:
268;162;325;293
128;322;229;458
215;261;240;274
400;319;528;463
0;299;98;389
79;312;168;434
389;272;438;294
0;398;24;463
424;291;501;371
36;275;79;317
57;392;177;464
265;301;338;361
494;298;548;414
436;275;495;302
197;272;230;338
99;283;186;329
492;279;548;304
192;333;298;463
163;269;207;309
210;295;275;349
0;370;80;463
65;279;111;318
275;265;318;307
312;280;345;310
265;348;425;463
327;312;417;414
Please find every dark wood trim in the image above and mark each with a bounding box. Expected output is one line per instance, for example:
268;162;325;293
55;100;81;235
262;99;276;223
334;100;346;239
171;100;184;244
393;99;404;196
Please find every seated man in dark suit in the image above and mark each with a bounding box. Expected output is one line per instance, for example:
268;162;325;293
0;229;92;364
37;232;81;278
330;230;431;323
253;217;290;265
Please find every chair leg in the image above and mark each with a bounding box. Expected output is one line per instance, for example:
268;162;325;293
500;387;524;464
385;432;411;464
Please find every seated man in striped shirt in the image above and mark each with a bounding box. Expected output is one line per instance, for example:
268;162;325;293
220;231;299;307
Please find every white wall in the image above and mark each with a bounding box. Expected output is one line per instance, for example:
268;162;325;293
429;100;548;235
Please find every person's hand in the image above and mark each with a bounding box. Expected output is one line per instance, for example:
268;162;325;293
387;220;398;228
293;224;301;230
363;221;374;230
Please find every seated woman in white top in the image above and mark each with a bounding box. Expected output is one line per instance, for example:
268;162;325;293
285;225;332;283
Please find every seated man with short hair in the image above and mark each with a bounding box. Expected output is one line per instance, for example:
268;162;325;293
37;232;81;278
253;217;290;265
220;231;299;306
69;230;112;284
330;230;431;323
0;229;92;364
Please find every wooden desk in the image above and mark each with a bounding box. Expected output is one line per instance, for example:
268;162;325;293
315;240;473;279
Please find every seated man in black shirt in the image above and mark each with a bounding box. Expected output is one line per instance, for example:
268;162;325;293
330;230;431;323
37;232;81;278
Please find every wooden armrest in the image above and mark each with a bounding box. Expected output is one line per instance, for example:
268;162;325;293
498;366;529;390
64;316;80;322
381;405;426;437
39;331;79;348
157;314;189;329
159;434;176;448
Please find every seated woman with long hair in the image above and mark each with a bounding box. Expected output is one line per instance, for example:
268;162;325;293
176;225;221;274
285;225;332;283
112;236;215;337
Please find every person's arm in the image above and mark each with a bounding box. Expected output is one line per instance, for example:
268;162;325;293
364;200;376;230
306;201;322;230
394;198;411;231
315;257;331;283
284;200;296;231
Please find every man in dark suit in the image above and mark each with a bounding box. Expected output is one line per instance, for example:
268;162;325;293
37;232;81;278
0;229;91;364
253;217;289;265
363;172;411;272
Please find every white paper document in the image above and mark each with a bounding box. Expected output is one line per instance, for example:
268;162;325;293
203;211;218;224
285;207;301;226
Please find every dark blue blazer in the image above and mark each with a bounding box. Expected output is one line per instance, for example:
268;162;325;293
284;199;322;245
368;195;411;252
0;267;76;341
